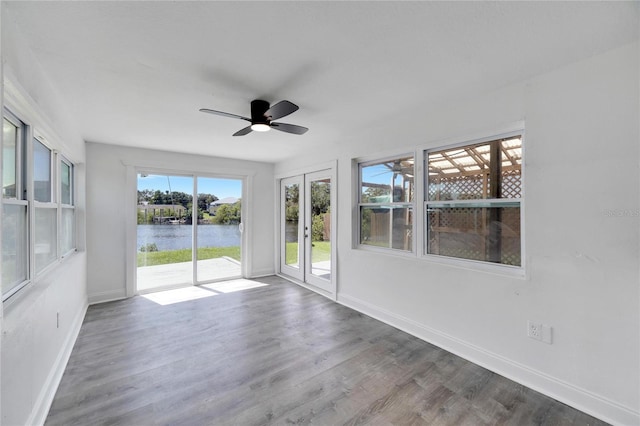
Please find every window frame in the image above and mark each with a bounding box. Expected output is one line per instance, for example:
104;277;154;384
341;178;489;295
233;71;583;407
59;155;76;257
2;111;30;300
355;152;417;255
32;136;58;275
422;130;525;276
2;106;78;302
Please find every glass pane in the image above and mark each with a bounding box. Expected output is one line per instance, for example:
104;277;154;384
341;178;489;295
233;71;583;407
196;177;242;283
2;204;27;295
284;183;300;267
61;161;72;205
61;207;75;254
35;207;57;273
3;118;18;198
500;137;522;199
428;137;522;201
310;179;331;280
428;143;490;201
360;205;413;251
34;139;52;202
361;157;414;203
427;205;521;266
137;174;193;291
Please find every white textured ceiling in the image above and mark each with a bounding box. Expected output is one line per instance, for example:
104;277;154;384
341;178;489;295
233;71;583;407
3;1;639;163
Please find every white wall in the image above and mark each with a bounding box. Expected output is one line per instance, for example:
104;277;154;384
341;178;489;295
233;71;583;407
1;8;88;426
276;42;640;425
85;143;275;303
0;4;4;422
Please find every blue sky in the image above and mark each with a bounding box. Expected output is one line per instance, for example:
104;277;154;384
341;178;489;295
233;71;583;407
137;174;242;199
361;163;395;185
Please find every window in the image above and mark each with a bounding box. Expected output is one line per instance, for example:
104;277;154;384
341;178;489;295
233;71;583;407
2;114;29;299
425;134;523;267
60;158;75;255
358;155;415;252
2;108;77;301
33;138;57;273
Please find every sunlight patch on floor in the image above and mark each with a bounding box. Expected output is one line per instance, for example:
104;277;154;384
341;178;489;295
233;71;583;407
141;279;269;305
142;286;218;305
202;279;268;294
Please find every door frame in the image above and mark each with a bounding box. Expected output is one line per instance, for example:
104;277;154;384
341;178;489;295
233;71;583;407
125;165;250;297
276;161;337;300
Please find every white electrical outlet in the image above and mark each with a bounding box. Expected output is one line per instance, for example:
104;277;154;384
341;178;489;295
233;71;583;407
527;320;542;340
528;320;553;344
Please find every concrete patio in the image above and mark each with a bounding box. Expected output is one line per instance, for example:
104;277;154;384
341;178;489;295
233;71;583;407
137;257;241;293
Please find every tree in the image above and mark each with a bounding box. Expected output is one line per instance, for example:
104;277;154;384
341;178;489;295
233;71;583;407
285;185;299;221
310;182;330;216
198;193;218;212
361;186;387;203
211;200;241;224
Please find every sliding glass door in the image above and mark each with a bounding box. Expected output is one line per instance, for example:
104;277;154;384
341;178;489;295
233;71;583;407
136;173;242;293
196;177;242;283
137;174;193;292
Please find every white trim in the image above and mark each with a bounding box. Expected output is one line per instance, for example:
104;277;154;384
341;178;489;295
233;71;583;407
303;169;335;295
354;150;417;254
274;160;336;180
276;273;335;302
276;160;338;301
356;242;417;259
1;21;4;421
422;253;526;278
422;128;526;277
248;268;276;279
338;293;639;426
240;174;251;278
88;289;127;305
27;300;88;426
121;159;257;181
416;120;526;153
125;165;137;297
279;175;305;283
127;167;248;295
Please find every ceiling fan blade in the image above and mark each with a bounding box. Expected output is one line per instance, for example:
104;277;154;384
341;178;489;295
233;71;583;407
233;126;253;136
199;108;251;122
271;122;308;135
265;101;299;121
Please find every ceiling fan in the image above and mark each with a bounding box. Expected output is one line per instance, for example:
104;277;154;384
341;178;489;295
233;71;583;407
199;99;308;136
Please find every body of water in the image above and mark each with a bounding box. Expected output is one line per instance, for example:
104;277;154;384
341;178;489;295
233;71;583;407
138;224;241;251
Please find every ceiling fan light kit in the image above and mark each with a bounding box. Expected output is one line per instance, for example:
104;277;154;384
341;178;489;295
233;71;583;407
200;99;309;136
250;123;271;132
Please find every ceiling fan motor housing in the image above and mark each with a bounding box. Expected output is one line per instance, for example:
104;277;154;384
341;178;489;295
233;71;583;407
251;99;271;124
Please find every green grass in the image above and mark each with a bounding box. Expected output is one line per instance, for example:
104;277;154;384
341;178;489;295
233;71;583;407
138;246;241;267
139;241;330;268
285;241;331;265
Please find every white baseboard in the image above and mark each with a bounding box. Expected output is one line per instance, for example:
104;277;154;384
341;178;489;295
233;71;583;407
88;289;127;305
338;293;639;426
276;273;336;301
27;301;88;426
249;268;275;279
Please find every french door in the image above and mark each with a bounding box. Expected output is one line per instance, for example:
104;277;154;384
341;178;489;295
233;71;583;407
280;169;334;296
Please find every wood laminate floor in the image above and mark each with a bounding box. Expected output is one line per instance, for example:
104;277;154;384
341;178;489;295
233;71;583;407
46;276;608;426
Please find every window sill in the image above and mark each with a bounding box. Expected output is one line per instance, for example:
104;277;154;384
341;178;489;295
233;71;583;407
422;253;526;279
356;243;416;258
